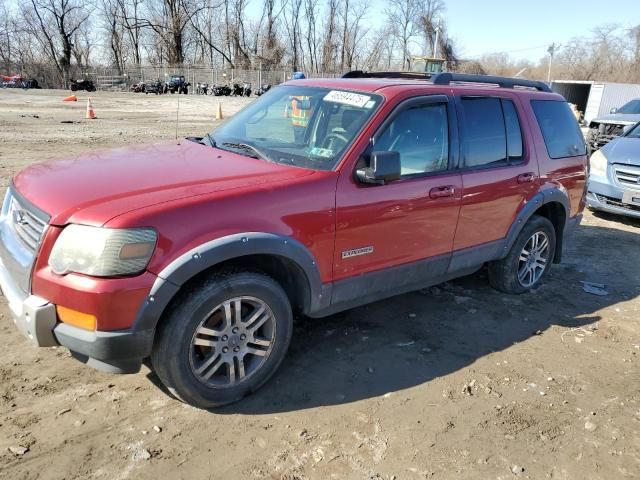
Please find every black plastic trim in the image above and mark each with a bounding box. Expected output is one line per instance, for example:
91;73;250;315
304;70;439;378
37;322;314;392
502;190;571;260
54;323;154;374
133;233;326;331
432;73;552;92
311;253;477;318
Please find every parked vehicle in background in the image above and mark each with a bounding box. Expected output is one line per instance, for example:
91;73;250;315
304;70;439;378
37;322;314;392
587;98;640;151
231;83;250;96
70;79;96;92
164;75;189;94
0;73;587;409
196;83;209;95
144;80;163;95
212;84;231;96
255;84;271;96
1;75;40;89
587;121;640;218
130;82;145;93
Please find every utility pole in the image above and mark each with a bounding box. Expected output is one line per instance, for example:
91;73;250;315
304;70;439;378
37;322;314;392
547;43;559;83
433;25;440;58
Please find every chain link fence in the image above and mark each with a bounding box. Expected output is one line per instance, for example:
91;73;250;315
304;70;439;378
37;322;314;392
83;65;345;92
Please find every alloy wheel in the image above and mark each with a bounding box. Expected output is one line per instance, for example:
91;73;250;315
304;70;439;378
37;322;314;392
517;231;550;288
189;296;276;387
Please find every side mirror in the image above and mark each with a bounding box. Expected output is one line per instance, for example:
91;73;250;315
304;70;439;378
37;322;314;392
355;151;401;185
610;107;618;114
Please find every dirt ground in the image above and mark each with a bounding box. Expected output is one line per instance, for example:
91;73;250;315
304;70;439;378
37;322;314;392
0;89;638;480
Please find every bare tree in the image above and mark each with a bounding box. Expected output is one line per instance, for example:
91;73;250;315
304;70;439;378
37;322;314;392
385;0;419;70
321;0;339;72
23;0;92;87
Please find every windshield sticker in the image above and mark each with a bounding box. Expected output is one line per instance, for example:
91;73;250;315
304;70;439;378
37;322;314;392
324;90;371;108
364;100;376;109
309;147;334;158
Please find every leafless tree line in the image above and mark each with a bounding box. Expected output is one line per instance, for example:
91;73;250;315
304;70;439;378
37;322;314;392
2;0;639;89
0;0;458;87
468;24;640;84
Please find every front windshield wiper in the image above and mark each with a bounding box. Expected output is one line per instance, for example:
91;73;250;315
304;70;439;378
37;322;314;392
205;133;217;147
221;142;270;161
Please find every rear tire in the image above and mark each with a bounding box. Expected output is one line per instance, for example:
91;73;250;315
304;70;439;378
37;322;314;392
151;271;293;409
488;215;556;294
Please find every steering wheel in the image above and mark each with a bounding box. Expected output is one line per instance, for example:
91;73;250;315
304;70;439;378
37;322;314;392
321;132;350;150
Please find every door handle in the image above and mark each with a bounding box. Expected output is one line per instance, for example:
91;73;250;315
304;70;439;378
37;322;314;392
429;185;456;199
517;172;536;184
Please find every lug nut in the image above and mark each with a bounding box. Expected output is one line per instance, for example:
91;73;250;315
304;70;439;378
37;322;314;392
240;334;246;340
222;335;228;341
233;347;240;353
222;347;229;353
232;327;239;334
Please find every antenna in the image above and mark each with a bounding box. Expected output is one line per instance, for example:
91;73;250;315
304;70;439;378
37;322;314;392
175;92;180;144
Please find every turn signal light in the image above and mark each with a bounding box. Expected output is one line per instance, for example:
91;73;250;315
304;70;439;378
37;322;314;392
56;306;97;331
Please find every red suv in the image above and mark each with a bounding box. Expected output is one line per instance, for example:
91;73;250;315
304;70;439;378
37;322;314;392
0;73;587;408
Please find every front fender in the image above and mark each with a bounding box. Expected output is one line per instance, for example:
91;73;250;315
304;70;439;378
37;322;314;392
132;232;325;332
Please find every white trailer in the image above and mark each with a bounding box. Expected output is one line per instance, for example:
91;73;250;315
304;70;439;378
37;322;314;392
551;80;640;124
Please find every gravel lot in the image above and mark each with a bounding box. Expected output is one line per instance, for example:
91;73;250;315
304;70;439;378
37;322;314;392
0;89;639;480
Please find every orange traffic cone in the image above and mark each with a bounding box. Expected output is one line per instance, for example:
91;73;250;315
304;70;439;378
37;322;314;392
216;102;223;120
86;98;97;119
63;95;77;102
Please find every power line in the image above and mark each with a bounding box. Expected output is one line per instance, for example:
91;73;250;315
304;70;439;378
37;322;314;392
464;44;551;60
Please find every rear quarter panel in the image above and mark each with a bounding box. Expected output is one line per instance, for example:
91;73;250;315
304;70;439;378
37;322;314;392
525;92;588;217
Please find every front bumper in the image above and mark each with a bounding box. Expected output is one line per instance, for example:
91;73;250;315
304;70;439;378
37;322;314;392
587;178;640;219
1;256;153;373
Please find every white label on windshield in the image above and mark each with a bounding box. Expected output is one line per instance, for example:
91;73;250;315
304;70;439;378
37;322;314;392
324;90;371;108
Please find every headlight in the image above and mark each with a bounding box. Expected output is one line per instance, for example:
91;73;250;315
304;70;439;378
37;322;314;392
589;149;607;177
49;225;157;277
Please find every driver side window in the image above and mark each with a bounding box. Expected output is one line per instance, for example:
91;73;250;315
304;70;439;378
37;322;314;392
374;103;449;177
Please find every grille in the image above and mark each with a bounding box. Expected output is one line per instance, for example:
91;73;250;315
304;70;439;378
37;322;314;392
595;193;640;212
7;194;48;252
614;165;640;187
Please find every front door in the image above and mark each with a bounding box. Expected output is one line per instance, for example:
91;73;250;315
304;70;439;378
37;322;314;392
333;95;462;299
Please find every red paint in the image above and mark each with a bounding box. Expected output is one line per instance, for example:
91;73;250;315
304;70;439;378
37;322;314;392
13;79;586;331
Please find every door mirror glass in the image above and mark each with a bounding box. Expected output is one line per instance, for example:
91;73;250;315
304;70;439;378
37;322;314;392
356;151;401;185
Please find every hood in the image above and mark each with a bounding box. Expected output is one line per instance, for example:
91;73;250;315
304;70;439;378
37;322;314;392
592;113;640;125
602;136;640;166
13;141;314;226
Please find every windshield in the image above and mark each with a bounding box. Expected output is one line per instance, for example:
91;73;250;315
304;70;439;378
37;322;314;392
207;85;382;170
617;99;640;114
626;122;640;138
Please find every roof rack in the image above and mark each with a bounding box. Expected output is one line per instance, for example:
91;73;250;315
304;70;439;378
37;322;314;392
342;70;432;80
431;73;551;92
341;70;551;92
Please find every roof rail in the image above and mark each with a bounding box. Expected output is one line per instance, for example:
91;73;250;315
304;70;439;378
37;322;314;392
341;70;552;93
430;72;551;92
342;70;432;80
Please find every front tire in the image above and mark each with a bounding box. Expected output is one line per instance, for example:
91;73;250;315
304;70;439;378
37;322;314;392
151;271;293;408
488;215;556;294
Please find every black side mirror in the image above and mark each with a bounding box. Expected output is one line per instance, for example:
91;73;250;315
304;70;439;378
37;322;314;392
355;151;401;185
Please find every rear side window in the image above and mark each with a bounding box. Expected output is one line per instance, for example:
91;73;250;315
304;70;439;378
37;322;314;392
531;100;586;159
503;100;523;161
460;97;524;168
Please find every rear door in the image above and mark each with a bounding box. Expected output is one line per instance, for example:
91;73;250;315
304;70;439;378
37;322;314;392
452;93;539;252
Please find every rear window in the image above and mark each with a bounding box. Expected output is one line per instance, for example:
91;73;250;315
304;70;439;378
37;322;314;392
531;100;586;159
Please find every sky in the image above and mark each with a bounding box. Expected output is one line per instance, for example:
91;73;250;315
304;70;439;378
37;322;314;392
369;0;640;62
